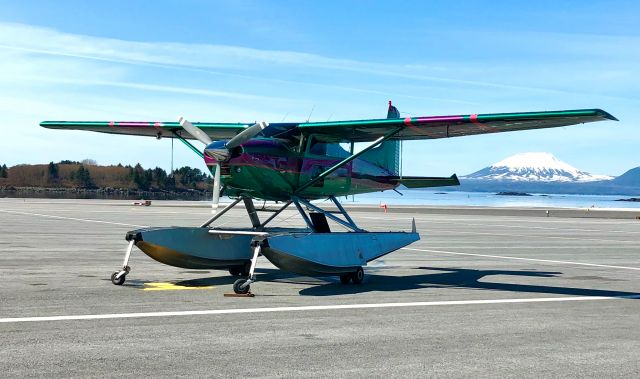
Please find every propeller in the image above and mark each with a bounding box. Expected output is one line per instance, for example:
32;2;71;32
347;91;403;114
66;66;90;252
178;117;212;145
178;117;268;213
226;121;268;148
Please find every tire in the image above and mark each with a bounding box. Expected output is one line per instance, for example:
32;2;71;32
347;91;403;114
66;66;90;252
111;271;126;285
339;274;351;284
233;279;250;294
228;266;241;276
352;267;364;284
241;261;252;277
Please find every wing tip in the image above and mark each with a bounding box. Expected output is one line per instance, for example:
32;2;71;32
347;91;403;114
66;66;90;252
595;109;619;121
40;121;56;128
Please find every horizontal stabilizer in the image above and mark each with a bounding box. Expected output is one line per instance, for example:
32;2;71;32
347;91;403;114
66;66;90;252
396;174;460;188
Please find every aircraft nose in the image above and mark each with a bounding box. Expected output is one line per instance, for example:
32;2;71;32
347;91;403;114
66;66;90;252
204;140;230;162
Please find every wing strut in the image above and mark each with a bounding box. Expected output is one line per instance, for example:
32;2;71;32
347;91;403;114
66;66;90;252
171;130;204;158
295;126;404;193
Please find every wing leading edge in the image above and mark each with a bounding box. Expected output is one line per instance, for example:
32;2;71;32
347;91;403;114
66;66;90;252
40;108;617;142
299;109;617;142
39;121;253;140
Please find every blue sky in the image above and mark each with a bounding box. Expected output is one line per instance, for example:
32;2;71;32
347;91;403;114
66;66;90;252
0;0;637;176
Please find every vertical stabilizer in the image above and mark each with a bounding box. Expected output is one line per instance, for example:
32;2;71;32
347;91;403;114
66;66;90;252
387;101;401;119
361;101;402;175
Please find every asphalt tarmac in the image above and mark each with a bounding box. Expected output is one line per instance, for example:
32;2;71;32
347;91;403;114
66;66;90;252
1;198;639;377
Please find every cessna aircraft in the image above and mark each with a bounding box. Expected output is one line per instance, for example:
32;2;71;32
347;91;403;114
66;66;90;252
41;102;617;294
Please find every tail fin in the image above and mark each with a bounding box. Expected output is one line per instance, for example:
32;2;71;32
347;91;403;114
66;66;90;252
387;100;400;119
361;101;401;174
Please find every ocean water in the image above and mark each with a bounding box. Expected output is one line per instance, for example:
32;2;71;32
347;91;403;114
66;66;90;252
348;190;640;209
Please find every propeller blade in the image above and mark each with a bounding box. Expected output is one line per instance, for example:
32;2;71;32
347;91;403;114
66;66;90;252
225;121;268;149
211;162;221;213
179;117;212;145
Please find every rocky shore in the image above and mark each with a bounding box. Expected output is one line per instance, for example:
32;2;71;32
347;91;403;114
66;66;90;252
0;186;210;200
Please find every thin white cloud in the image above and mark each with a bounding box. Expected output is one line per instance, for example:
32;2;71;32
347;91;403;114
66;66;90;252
2;21;636;101
7;75;291;102
0;21;635;176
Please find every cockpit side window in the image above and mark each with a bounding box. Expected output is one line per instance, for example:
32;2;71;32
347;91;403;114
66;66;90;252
307;136;352;157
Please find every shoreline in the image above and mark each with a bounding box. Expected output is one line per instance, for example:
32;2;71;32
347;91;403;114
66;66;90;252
0;187;209;201
2;198;639;220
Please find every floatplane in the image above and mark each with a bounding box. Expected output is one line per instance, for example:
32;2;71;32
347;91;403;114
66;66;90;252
41;102;616;294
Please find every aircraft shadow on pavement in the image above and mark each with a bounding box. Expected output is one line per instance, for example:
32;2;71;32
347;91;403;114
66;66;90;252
173;268;310;288
298;266;640;298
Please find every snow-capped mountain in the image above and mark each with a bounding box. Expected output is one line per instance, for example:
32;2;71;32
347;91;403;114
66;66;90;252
464;152;612;182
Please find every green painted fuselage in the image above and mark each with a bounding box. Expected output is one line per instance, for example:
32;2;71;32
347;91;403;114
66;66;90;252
211;138;397;201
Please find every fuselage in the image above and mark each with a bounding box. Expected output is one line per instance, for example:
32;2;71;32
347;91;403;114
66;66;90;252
205;138;398;201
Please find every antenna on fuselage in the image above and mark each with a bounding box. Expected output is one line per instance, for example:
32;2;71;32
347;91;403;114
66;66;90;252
306;105;315;122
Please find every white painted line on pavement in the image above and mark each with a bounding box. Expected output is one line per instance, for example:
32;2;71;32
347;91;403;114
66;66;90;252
403;247;640;271
0;209;147;228
426;246;625;249
422;229;638;244
1;295;638;324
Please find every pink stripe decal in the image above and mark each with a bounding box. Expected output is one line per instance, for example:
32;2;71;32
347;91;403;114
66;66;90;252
403;117;440;138
470;114;482;126
469;114;496;132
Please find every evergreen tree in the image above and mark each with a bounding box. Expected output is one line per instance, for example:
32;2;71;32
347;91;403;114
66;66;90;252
144;169;153;188
152;167;167;187
0;164;7;178
46;162;59;183
163;174;176;189
75;165;93;188
132;163;150;190
175;166;208;188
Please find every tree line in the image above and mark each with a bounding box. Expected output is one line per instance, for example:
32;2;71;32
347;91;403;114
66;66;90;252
0;161;211;191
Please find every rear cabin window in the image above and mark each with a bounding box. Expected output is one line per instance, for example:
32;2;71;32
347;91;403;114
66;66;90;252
307;137;352;157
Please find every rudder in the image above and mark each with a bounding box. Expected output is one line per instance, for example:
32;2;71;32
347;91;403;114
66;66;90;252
361;101;401;175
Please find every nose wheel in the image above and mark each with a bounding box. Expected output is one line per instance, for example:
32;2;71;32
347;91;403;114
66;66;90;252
111;269;129;285
233;279;251;294
232;242;262;295
111;240;134;286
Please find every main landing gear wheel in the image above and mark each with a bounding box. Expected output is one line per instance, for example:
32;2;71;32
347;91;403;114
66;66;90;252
351;267;364;284
339;274;351;284
111;271;126;285
233;279;250;294
229;261;252;277
241;261;251;277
